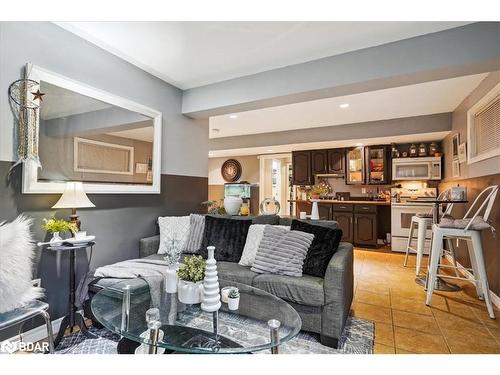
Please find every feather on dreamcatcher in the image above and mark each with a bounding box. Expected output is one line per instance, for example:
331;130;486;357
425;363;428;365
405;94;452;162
8;77;43;170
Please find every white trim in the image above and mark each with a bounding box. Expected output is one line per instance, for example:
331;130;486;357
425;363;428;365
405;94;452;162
74;137;134;175
257;153;291;160
467;82;500;165
0;316;64;348
444;254;500;309
23;63;162;194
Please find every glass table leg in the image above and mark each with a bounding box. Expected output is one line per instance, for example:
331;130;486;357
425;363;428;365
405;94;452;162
268;319;281;354
121;285;131;333
147;320;161;354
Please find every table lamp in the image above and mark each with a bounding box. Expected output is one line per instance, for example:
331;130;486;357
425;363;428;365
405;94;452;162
52;182;95;230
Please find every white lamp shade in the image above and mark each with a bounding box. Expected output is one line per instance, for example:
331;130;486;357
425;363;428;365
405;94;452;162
52;182;95;209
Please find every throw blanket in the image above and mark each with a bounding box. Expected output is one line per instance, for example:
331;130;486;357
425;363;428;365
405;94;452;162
94;259;169;308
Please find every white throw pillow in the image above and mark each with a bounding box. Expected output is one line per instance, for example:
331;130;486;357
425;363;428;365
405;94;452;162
0;215;44;313
157;216;190;254
239;224;290;267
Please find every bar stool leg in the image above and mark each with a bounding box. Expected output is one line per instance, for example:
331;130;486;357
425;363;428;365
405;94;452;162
416;222;426;276
445;238;460;277
466;238;484;299
404;221;415;267
426;230;443;306
470;232;495;319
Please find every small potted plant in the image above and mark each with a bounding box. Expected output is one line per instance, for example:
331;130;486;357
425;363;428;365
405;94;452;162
227;288;240;311
177;255;205;304
42;218;78;243
201;200;226;215
310;185;327;200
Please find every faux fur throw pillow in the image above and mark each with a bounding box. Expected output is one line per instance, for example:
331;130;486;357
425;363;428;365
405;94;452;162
0;215;44;313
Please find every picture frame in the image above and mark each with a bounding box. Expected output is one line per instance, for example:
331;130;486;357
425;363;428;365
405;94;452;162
458;142;467;163
452;133;460;159
452;159;460;178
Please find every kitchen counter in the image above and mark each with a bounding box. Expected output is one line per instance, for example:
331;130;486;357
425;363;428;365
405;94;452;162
289;199;391;206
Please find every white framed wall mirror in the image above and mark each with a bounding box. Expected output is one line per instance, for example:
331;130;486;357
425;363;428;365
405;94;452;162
23;63;162;194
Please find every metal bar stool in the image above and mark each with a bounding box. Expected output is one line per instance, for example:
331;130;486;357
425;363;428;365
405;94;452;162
426;185;499;319
404;188;456;275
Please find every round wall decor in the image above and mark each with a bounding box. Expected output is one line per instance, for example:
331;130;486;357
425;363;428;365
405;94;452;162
221;159;242;182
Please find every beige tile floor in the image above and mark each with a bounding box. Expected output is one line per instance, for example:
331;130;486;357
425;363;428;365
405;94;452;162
353;247;500;354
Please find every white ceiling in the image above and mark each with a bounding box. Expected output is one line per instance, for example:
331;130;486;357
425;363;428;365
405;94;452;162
209;73;487;139
56;21;470;89
208;131;452;158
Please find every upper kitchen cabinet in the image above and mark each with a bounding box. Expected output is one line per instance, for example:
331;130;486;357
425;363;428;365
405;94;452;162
346;147;365;185
292;150;313;185
311;150;328;175
327;149;345;175
365;145;391;185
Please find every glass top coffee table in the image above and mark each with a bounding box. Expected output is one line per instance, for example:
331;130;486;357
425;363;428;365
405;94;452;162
91;278;302;354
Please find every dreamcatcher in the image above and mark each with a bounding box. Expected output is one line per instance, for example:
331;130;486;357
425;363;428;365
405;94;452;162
8;78;44;170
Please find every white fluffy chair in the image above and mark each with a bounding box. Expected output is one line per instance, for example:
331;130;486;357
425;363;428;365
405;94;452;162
0;215;54;353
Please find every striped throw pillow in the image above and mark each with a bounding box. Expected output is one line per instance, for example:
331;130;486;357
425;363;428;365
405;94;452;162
251;225;314;277
182;214;205;254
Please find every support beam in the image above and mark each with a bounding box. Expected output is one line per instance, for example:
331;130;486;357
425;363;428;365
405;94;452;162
183;23;500;119
209;113;451;151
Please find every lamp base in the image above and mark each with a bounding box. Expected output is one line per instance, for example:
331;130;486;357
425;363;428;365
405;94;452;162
70;208;81;231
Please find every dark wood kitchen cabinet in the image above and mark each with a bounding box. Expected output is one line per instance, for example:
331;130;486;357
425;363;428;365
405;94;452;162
292;151;313;185
365;145;391;185
332;211;353;243
345;147;365;185
294;201;332;220
318;203;333;220
327;149;345;175
311;150;328;175
353;212;377;246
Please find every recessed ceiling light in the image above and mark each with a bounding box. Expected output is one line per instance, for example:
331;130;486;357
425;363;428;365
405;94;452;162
339;103;350;109
212;128;220;132
208;152;213;156
267;149;274;152
229;114;238;119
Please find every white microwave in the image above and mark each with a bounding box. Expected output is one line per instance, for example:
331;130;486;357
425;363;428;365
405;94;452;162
392;157;442;181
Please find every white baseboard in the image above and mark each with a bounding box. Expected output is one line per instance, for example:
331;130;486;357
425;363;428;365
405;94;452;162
1;316;64;347
444;254;500;309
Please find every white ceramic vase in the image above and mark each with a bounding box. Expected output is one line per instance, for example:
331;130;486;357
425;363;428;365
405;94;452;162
224;196;243;216
165;263;179;293
201;246;221;312
50;231;63;243
177;280;203;304
228;297;240;311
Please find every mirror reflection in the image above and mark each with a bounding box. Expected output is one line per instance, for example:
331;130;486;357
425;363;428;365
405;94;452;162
38;82;154;186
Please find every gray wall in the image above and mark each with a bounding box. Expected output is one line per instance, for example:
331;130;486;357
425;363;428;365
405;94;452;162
0;22;209;177
442;71;500;181
0;22;208;338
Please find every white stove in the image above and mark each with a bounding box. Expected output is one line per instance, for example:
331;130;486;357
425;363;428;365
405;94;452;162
390;187;436;253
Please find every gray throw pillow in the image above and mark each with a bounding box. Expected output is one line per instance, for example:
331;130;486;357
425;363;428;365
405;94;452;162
251;225;314;277
182;214;205;254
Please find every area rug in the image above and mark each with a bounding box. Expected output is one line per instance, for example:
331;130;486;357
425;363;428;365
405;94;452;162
54;315;373;354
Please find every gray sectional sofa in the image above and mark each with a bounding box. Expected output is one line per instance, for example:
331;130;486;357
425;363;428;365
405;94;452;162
87;215;354;349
